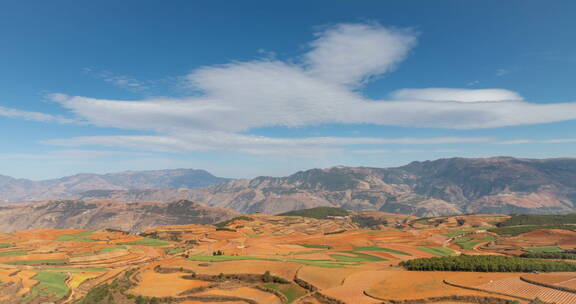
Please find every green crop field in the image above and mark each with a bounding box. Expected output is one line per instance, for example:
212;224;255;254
454;236;495;250
57;231;95;242
0;250;27;257
120;237;171;247
299;244;332;249
443;230;475;237
262;283;307;303
524;246;564;253
8;259;67;265
416;246;455;257
40;267;107;272
353;246;411;256
0;243;15;249
24;272;68;303
330;251;386;263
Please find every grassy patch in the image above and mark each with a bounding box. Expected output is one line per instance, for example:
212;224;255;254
120;237;171;247
442;230;475;237
279;207;349;219
188;254;356;268
271;233;289;236
0;250;27;257
454;236;495;250
330;251;386;263
416;246;455;257
24;271;68;303
40;267;107;272
489;224;576;236
57;231;95;242
164;247;186;255
524;246;564;253
498;214;576;226
353;246;411;256
262;283;307;303
73;245;128;257
0;243;15;249
215;216;254;227
361;229;401;233
7;259;67;266
188;255;267;262
69;273;100;289
299;244;332;249
284;258;353;268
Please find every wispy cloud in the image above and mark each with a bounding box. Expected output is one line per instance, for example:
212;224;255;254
496;68;510;76
497;138;576;145
0;106;73;123
350;148;461;154
0;149;153;160
44;134;490;156
83;68;150;93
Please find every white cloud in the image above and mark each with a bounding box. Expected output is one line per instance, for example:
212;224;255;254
390;88;523;102
350;148;461;154
305;23;417;86
0;106;72;123
84;68;149;93
28;22;576;156
45;133;490;156
497;138;576;145
496;69;510;76
0;149;151;160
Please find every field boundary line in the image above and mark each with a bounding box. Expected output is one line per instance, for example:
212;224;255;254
442;279;531;301
520;276;576;294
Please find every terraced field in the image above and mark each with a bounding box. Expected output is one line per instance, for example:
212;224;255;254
0;212;573;303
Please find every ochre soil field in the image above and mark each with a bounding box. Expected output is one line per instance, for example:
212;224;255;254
367;271;523;302
486;229;576;254
473;276;576;304
194;286;283;304
164;258;301;280
129;270;211;297
523;273;576;289
319;269;396;304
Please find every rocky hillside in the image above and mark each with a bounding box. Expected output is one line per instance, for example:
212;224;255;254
0;169;228;202
0;199;238;232
78;157;576;216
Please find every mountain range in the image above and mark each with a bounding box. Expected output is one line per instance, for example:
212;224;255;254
2;157;576;217
0;169;228;202
76;157;576;216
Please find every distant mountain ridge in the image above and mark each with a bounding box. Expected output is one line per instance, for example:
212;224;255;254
0;169;228;202
77;157;576;216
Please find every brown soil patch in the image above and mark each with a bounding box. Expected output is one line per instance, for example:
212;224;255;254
195;286;282;304
129;270;211;297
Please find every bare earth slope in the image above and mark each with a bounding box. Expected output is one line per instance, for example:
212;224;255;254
0;199;238;233
78;157;576;216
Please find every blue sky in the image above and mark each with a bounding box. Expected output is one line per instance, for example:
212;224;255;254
1;0;576;180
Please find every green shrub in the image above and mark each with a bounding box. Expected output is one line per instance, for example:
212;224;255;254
279;207;349;219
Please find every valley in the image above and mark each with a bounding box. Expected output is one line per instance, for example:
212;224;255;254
0;209;574;304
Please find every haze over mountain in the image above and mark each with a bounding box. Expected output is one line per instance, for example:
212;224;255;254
0;169;228;202
77;157;576;217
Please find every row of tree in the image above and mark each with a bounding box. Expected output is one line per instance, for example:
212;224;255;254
400;255;576;272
